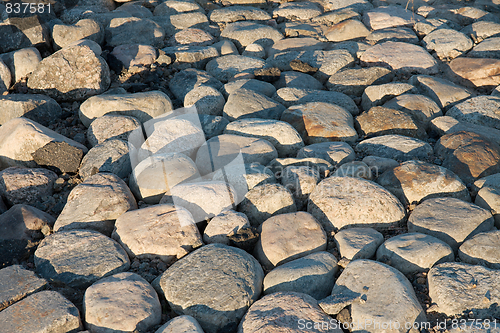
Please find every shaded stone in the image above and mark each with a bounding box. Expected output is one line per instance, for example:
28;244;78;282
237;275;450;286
365;26;419;44
78;139;131;180
0;291;82;333
0;94;62;126
446;96;500;130
308;176;406;233
468;37;500;59
156;315;205;333
84;272;161;333
253;67;281;83
53;173;137;235
459;230;500;269
169;28;215;47
361;83;417;111
281;165;320;210
377;160;471;207
408;197;495;251
475;186;500;228
297;142;355;167
461;20;500;43
333;161;372;180
223;88;286;121
169;68;223;100
162;45;219;69
382;94;443;128
266;157;333;179
355;135;433;161
209;6;271;23
87;114;140;146
105;17;165;47
274;71;324;91
110;44;157;69
222;79;276;98
184;85;225;116
0;265;47;311
430;116;500;147
160;243;264;333
33;141;84;174
0;167;57;206
327;67;393;96
362;155;399;176
409;75;472;110
422;28;473;60
0;47;41;83
334;227;384;260
206;55;266;83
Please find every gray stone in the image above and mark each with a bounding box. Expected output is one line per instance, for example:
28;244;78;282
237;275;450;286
360;41;439;75
105;17;165;47
475;186;500;228
160;243;264;333
153;0;203;16
356;135;433;161
459;230;500;269
267;37;326;58
238;183;297;226
282;102;357;144
377;232;454;275
0;167;57;206
413;18;456;38
468;37;500;58
365;26;419;44
430;116;500;147
84;272;161;333
0;118;87;171
52;19;104;50
209;6;271;23
331;260;427;332
211;40;239;56
223;88;286;121
0;47;41;83
53;173;137;235
0;16;51;54
308;176;406;233
154;12;209;36
199;114;229;139
361;83;417;111
274;71;324;91
319;289;364;316
203;210;250;245
333;161;373;180
446;96;500;130
35;229;130;288
254;212;327;270
110;44;157;69
169;68;223;100
221;79;276;98
184;85;225;116
162;45;219;69
79;90;173;127
362;155;399;176
362;5;423;30
461;20;500;43
112;204;202;262
281;165;320;210
334;227;384;260
220;21;283;51
428;262;500;318
87;114;140;146
312;8;360;25
78;139;131;180
195;134;277;175
273;87;359;115
0;94;61;126
266;157;333;179
206;55;266;83
0;265;47;311
27;44;110;102
160;181;237;223
0;291;82;333
422;28;473;60
156;315;205;333
408;197;495;251
382;94;443;128
263;252;338;300
297;142;355;167
377;160;470;207
170;28;215;47
409;75;472;110
273;1;322;20
327;67;393;97
224;118;304;157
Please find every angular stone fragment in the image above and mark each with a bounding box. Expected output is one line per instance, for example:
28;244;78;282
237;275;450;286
0;118;87;172
428;262;500;318
325;19;370;42
84;272;161;333
79;91;173;127
308;176;406;233
0;265;47;311
87;114;140;146
54;173;137;235
203;210;250;245
356;135;433;161
408;197;495;251
27;44;110;101
334;227;384;260
377;160;471;207
160;243;264;333
0;291;82;333
410;75;471;110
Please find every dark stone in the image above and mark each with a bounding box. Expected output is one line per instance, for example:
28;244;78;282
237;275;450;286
254;67;281;82
0;265;47;311
290;59;318;75
32;141;84;174
228;226;260;252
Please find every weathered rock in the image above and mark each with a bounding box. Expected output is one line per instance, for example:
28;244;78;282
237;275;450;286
195;134;277;175
35;229;130;288
333;161;373;180
428;262;500;318
169;68;223;100
160;243;264;333
377;233;454;275
273;1;322;20
0;118;87;172
446;96;500;130
330;260;427;332
84;272;161;333
327;0;373;12
435;131;500;184
334;227;384;260
156;315;205;333
154;12;209;36
0;265;47;311
209;6;271;23
203;210;250;245
468;37;500;59
153;0;203;16
313;8;360;25
281;102;357;144
274;71;324;91
110;44;157;69
106;17;165;47
361;83;417;111
360;41;439;75
223;88;286;121
458;230;500;269
325;19;370;42
408;197;495;251
224;118;304;157
281;165;320;210
220;21;283;51
87;114;140;146
0;47;41;83
0;94;61;126
362;6;423;30
422;28;473;60
0;16;51;54
53;173;137;235
238;183;297;226
365;26;419;44
79;139;131;180
355;106;427;139
266;157;333;179
382;94;442;128
199;114;229;139
267;37;325;58
0;291;82;333
170;28;215;47
162;45;219;69
27;44;110;101
448;57;500;88
308;176;406;233
52;19;104;50
362;155;399;176
184;85;225;116
206;55;265;83
377;160;471;207
0;167;57;206
327;67;393;97
222;79;276;98
462;21;500;43
297;142;355;166
79;90;173;127
356;135;433;161
475;186;500;228
409;75;472;110
263;252;337;299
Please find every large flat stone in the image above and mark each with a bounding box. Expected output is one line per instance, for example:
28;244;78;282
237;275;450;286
0;265;47;311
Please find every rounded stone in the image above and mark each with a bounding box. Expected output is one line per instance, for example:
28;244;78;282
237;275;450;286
355;134;433;161
297;142;355;166
333;161;372;180
160;243;264;333
184;85;225;116
458;230;500;269
334;227;384;260
87;114;140;147
78;139;131;181
281;165;320;210
34;229;130;288
206;55;266;83
203;210;250;245
308;176;406;233
0;167;57;206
